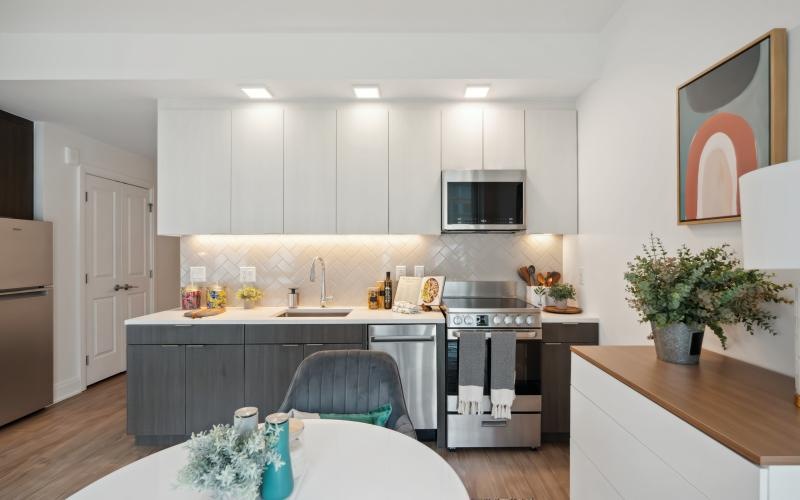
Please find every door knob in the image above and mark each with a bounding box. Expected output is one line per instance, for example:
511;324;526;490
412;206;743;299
113;284;124;291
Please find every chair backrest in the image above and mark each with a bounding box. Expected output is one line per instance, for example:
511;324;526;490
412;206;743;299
278;350;410;429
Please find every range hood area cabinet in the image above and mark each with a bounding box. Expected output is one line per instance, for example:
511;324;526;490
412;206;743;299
156;102;577;236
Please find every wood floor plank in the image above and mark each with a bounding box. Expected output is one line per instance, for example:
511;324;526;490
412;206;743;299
0;373;570;499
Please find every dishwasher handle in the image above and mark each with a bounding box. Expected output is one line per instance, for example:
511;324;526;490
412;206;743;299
370;335;435;343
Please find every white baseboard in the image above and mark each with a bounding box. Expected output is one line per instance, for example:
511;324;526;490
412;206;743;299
53;376;84;403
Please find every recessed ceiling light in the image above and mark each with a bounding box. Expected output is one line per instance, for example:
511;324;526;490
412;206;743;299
240;86;272;99
465;85;491;99
353;85;380;99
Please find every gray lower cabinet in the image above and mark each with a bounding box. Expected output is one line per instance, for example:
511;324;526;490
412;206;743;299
541;322;599;436
244;344;304;417
127;323;367;441
127;344;186;437
186;345;245;433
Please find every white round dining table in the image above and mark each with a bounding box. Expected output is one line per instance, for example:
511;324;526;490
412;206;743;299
70;419;468;500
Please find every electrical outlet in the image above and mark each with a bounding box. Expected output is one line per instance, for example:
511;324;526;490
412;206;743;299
578;267;585;286
240;266;256;283
189;266;206;283
414;265;425;278
395;265;407;278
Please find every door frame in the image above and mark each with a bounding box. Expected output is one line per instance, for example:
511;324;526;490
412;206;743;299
79;164;155;390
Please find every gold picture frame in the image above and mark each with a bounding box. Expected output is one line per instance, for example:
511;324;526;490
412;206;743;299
677;28;787;225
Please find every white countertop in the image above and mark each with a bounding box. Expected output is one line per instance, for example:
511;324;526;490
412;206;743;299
125;306;446;326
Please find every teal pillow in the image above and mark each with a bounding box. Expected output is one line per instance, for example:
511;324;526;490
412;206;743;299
320;403;392;427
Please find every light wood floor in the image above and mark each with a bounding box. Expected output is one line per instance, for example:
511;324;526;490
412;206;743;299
0;374;569;499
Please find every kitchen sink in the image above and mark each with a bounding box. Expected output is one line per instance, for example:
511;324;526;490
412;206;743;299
276;308;352;318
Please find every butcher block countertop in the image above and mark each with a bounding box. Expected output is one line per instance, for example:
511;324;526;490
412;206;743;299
571;345;800;466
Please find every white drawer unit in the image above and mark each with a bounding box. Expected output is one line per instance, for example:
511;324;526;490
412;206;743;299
570;353;800;500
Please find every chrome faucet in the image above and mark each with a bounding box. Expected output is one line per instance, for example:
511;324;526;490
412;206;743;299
309;256;333;307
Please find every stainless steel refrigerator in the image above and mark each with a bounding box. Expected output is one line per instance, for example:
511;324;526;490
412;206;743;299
0;218;53;427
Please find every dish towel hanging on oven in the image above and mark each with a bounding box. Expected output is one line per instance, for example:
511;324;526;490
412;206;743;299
490;330;517;419
457;330;485;415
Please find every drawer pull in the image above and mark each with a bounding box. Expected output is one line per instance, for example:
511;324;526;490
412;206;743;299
306;343;324;346
281;344;301;347
480;420;508;428
160;344;180;347
173;324;193;328
187;344;206;348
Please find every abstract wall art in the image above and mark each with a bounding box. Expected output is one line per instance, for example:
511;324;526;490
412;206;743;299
677;29;787;225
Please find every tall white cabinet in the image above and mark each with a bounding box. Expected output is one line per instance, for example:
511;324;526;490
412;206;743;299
157;108;232;235
389;107;442;235
337;105;389;234
283;107;337;234
231;105;284;234
526;109;578;234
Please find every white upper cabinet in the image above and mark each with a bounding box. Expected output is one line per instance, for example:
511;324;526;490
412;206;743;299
484;107;525;170
283;106;337;234
442;104;483;170
231;105;284;234
157;108;231;235
388;106;442;235
526;109;578;234
337;105;389;234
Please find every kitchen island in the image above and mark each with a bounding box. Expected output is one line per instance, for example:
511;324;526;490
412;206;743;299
124;307;445;445
570;346;800;500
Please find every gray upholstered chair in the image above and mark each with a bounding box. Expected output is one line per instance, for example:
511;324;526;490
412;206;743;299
278;350;417;439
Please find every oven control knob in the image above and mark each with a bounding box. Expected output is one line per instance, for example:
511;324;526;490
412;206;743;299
503;316;513;325
515;316;524;325
464;316;475;326
453;315;463;325
493;315;503;325
525;315;534;325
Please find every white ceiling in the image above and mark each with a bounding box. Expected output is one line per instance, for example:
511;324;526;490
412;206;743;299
0;79;584;158
0;0;623;34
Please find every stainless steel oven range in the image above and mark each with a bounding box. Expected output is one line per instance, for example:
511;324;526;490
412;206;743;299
442;281;542;450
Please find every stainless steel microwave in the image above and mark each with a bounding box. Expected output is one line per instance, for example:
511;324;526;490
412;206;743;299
441;170;526;232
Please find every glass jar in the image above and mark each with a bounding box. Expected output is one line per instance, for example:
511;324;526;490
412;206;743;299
375;281;385;309
368;287;379;309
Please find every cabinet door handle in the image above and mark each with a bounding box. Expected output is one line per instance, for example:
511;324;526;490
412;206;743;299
187;344;206;348
281;344;300;347
544;342;561;345
306;343;324;346
562;322;579;325
160;344;181;347
174;324;193;328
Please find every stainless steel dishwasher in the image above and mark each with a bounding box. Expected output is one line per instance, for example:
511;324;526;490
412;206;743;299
368;324;437;432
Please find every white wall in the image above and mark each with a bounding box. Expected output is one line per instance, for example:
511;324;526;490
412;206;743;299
566;0;800;375
35;123;178;401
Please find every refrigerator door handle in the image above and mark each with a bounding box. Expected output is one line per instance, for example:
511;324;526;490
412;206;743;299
0;287;51;298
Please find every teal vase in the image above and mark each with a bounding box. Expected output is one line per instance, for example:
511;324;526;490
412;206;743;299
261;413;294;500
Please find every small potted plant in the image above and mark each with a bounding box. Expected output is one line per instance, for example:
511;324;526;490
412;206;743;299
177;423;283;499
236;286;263;309
547;283;575;309
625;235;791;364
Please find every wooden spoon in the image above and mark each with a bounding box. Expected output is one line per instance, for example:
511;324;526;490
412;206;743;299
536;272;546;286
549;271;562;284
517;267;531;286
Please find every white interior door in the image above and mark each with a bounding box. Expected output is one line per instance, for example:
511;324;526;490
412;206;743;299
85;175;151;385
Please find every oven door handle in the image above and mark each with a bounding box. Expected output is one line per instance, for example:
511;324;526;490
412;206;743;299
480;419;509;427
448;330;540;340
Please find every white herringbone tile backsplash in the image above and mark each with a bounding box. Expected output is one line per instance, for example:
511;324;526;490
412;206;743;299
180;234;563;307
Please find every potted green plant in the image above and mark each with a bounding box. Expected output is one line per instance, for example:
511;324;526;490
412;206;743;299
236;286;263;309
624;235;791;364
177;423;283;499
547;283;576;309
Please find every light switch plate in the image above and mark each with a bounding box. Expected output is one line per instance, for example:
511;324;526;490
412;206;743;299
395;265;406;278
189;266;206;283
240;266;256;283
414;265;425;278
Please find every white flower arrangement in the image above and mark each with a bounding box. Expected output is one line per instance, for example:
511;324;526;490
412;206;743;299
177;423;284;499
